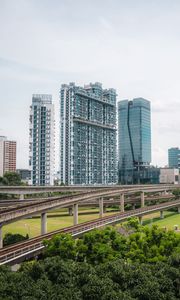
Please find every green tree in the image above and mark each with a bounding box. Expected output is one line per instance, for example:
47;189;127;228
3;233;29;246
3;172;22;186
0;176;8;186
126;217;140;230
43;233;77;260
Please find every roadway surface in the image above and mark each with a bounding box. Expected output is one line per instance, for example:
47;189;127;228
0;194;175;209
0;185;177;225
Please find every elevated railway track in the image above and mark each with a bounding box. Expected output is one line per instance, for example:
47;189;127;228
0;185;178;225
0;198;180;266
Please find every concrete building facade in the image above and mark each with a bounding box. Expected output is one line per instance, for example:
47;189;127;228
118;98;151;184
29;94;54;186
159;168;179;184
60;82;117;185
0;136;16;176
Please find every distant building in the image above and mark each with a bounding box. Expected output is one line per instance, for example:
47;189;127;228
159;168;179;184
0;136;16;176
168;147;180;169
60;82;117;185
118;98;151;184
16;169;31;184
0;136;6;176
133;166;160;184
29;94;54;186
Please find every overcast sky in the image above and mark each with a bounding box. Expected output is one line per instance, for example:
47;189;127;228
0;0;180;169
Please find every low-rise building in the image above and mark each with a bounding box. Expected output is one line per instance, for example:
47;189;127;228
16;169;31;184
159;168;179;184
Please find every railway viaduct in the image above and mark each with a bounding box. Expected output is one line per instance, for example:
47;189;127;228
0;198;180;266
0;184;180;249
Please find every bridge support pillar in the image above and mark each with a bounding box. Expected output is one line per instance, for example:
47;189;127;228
0;225;3;248
73;203;78;225
99;198;104;218
68;207;73;216
141;192;145;207
160;211;164;219
178;207;180;214
19;194;24;200
41;212;47;235
120;194;124;212
133;203;136;210
139;216;143;225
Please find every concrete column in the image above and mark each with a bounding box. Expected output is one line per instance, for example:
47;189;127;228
132;203;136;210
0;225;3;248
141;192;145;207
120;194;124;212
178;207;180;214
41;212;47;235
99;198;104;218
160;211;164;219
73;203;78;225
139;216;143;225
68;207;73;216
19;194;24;200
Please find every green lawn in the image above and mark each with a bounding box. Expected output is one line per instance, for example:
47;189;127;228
142;210;180;230
3;208;180;238
3;209;116;238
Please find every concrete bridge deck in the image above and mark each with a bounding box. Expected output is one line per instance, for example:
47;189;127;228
0;185;177;225
0;198;179;266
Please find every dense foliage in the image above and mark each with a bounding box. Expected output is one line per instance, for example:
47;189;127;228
43;221;180;264
0;172;22;186
0;255;179;299
0;220;180;299
3;233;29;247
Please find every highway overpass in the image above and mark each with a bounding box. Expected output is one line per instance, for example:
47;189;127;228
0;184;179;248
0;198;179;266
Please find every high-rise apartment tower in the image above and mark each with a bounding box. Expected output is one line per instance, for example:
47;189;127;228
29;94;54;186
60;82;117;185
118;98;151;184
0;136;16;176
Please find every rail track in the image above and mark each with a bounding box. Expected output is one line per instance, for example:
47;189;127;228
0;185;177;225
0;198;180;265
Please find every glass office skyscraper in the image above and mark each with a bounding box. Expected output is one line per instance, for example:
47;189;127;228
60;82;117;185
118;98;151;184
168;147;180;168
29;94;54;186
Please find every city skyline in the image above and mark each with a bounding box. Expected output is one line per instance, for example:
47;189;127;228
1;0;180;169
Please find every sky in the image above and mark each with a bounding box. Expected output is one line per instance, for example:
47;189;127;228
0;0;180;169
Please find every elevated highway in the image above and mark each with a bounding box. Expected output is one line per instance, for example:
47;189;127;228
0;184;179;248
0;185;177;225
0;184;179;198
0;198;180;266
0;194;175;209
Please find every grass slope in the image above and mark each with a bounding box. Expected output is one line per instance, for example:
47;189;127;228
3;208;180;238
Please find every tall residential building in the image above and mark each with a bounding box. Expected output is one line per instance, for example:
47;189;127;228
0;136;17;176
60;82;117;185
118;98;151;184
29;94;54;186
168;147;180;169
